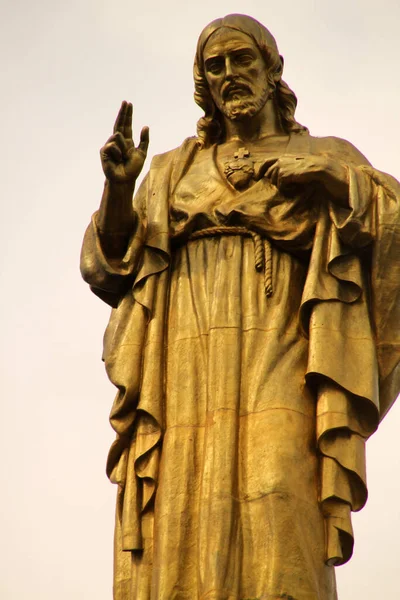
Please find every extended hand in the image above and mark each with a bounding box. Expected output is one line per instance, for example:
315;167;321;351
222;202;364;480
100;101;149;185
264;154;348;201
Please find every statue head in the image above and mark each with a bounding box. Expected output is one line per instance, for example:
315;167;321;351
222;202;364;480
194;14;307;147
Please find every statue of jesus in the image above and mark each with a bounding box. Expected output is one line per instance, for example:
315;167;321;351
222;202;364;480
81;14;400;599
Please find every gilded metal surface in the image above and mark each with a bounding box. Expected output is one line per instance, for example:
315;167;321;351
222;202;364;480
81;13;400;600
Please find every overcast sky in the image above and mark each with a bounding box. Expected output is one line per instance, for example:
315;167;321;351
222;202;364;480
1;1;400;598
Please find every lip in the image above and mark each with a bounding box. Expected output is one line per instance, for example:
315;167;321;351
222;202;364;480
222;82;252;100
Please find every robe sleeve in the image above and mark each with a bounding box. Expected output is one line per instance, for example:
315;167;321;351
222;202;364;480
300;136;400;566
307;135;400;414
80;174;149;307
324;139;400;416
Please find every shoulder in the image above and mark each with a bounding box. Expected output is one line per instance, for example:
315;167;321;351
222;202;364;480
308;135;372;167
150;136;198;169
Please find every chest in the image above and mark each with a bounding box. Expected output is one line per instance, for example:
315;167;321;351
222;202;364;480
216;144;281;190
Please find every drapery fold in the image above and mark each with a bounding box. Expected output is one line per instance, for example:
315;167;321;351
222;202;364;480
80;132;400;593
298;153;400;564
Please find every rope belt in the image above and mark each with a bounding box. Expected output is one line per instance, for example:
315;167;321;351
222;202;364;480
188;226;273;297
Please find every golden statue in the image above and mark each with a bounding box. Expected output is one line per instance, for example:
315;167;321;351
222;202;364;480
81;14;400;599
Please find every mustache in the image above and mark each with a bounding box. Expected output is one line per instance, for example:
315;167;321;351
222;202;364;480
222;80;253;101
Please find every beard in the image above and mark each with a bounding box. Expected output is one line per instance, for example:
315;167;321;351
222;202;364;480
220;82;270;121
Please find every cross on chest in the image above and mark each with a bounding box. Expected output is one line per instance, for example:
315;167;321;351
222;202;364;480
234;147;250;160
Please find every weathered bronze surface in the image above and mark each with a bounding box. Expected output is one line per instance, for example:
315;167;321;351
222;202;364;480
81;14;400;599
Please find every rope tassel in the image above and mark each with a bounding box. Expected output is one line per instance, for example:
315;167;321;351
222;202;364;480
250;232;264;271
250;233;273;297
263;239;273;297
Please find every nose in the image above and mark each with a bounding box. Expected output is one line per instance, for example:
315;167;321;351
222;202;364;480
225;57;234;79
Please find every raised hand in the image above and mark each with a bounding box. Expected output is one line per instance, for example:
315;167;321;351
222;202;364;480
100;101;149;185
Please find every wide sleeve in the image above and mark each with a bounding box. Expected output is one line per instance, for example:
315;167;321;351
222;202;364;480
366;168;400;416
80;174;149;307
323;138;400;414
299;136;400;566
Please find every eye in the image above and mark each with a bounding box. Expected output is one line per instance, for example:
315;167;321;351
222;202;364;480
233;53;254;67
206;59;224;75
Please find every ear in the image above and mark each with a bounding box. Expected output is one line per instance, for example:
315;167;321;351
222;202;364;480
273;55;284;81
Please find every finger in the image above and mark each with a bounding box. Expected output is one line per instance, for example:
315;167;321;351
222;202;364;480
124;102;133;140
271;167;280;187
113;100;128;134
264;159;280;179
138;126;150;156
101;142;123;163
278;171;296;189
265;165;280;187
114;132;129;154
256;157;278;179
104;132;129;154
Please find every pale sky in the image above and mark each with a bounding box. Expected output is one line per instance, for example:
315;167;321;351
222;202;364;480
1;0;400;598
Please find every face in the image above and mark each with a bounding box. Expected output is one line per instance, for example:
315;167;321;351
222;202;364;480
203;28;271;121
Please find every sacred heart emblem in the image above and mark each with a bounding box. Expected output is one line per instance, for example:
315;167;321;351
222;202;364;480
224;147;255;190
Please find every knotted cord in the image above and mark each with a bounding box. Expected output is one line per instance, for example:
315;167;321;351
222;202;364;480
188;226;273;297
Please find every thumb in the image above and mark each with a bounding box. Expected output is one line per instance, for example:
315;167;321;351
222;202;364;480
138;126;150;155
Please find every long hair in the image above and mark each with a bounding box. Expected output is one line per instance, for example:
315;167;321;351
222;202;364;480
194;14;308;148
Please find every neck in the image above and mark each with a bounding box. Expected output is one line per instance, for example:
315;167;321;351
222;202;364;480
223;98;284;143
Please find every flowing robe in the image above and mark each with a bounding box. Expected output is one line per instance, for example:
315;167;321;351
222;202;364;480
81;133;400;600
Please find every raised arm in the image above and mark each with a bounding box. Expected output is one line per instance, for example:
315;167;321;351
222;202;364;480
80;102;150;304
97;101;149;251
